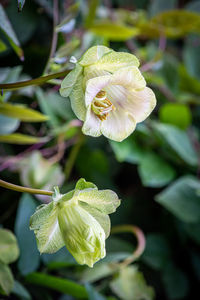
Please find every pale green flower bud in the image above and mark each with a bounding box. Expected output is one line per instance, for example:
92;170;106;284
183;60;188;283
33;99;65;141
30;178;120;267
58;199;106;267
60;45;156;142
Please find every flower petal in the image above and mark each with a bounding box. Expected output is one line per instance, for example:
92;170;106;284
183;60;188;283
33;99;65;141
82;106;101;137
111;66;146;91
85;75;112;106
126;87;156;123
101;110;136;142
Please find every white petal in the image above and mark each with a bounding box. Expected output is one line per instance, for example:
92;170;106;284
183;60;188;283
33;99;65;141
111;66;146;91
126;87;156;123
101;110;136;142
82;106;101;137
85;75;112;106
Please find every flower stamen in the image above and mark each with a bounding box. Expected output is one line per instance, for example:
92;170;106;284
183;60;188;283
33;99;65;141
91;91;115;121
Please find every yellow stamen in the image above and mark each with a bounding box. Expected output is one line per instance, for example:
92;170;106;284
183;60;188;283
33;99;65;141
91;91;115;121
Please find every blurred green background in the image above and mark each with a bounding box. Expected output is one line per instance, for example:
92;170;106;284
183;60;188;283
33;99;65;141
1;0;200;299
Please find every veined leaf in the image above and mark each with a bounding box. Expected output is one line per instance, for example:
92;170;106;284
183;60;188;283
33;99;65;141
0;262;14;296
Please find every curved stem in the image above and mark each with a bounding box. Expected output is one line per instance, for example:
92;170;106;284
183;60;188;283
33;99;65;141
111;225;146;267
0;70;70;91
0;179;53;196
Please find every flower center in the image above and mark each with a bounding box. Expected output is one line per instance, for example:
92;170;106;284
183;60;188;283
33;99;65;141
91;90;115;121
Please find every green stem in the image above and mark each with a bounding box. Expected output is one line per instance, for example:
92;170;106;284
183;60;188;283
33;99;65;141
0;70;70;91
111;225;146;267
64;134;84;181
0;179;53;196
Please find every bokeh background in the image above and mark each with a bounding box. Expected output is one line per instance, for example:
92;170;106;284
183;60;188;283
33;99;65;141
1;0;200;299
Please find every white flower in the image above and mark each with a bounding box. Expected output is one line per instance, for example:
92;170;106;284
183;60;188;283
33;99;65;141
60;46;156;142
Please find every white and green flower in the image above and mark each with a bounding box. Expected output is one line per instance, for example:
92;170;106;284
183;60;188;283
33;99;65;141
30;178;120;267
60;46;156;142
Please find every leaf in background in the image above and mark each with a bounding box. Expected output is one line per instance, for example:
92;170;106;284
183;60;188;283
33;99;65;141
0;40;7;53
0;134;46;144
155;176;200;223
12;280;31;300
152;122;198;166
85;0;99;28
15;194;40;275
0;262;14;296
162;263;189;300
0;115;19;135
110;266;155;300
138;152;176;187
0;4;23;60
0;102;48;122
41;246;76;267
89;21;139;41
149;0;177;17
142;234;171;270
25;272;88;299
85;283;106;300
18;0;26;12
110;137;144;164
159;103;192;130
183;34;200;80
0;229;19;265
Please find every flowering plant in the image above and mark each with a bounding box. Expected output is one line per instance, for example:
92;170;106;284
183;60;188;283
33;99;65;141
60;46;156;142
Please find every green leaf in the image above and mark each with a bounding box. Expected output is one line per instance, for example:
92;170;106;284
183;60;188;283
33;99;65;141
0;102;48;122
0;133;46;144
159;103;192;130
0;262;14;296
12;280;31;300
138;152;176;187
25;272;88;299
162;263;189;299
89;21;139;41
110;137;144;164
0;4;23;59
0;40;7;52
0;115;19;134
85;283;106;300
183;35;200;80
30;201;65;254
142;234;171;270
155;176;200;223
15;194;40;275
0;229;19;265
60;64;83;98
110;266;155;300
152;122;198;166
78;189;120;215
18;0;26;12
75;178;97;190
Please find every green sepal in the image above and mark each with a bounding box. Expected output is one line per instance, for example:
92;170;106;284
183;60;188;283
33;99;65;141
75;178;97;190
60;64;83;98
79;45;112;66
30;201;65;254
